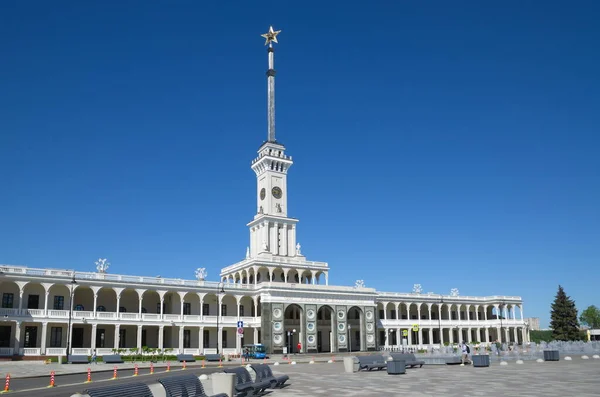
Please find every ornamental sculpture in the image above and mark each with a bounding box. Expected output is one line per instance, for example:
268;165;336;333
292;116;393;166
450;288;459;297
195;268;207;281
354;279;365;289
95;258;110;273
412;283;423;294
296;242;302;255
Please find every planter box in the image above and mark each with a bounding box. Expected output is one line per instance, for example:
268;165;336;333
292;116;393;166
472;354;490;367
543;350;559;361
387;360;406;375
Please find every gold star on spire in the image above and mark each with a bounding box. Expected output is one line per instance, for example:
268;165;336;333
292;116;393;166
261;26;281;45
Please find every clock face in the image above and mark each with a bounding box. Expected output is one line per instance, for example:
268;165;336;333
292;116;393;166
260;188;266;200
272;186;282;199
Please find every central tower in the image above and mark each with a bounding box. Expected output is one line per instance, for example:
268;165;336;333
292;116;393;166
247;26;298;258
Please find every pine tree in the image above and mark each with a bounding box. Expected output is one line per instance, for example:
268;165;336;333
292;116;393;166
550;285;580;341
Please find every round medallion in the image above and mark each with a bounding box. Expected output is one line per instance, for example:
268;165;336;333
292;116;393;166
306;309;316;320
273;322;282;332
306;322;315;332
272;186;282;199
338;334;346;343
337;310;345;320
367;335;374;343
260;188;266;200
366;323;374;332
273;308;282;319
338;322;346;332
307;335;315;344
366;310;373;320
274;334;283;344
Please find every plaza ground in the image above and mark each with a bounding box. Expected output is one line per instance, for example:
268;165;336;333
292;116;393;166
0;355;598;396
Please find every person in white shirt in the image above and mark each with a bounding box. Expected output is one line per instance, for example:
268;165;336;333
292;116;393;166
460;341;469;366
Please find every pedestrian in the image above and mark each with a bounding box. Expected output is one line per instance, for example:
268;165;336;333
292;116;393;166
244;347;250;361
460;341;470;366
91;349;97;364
297;342;302;354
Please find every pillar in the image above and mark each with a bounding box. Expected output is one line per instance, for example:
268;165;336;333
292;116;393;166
428;328;433;346
217;327;223;354
40;322;48;354
91;324;97;349
137;325;143;350
485;327;490;343
513;327;518;344
14;321;21;351
93;294;98;318
179;326;184;353
44;292;50;316
199;326;204;353
158;326;164;350
114;325;120;349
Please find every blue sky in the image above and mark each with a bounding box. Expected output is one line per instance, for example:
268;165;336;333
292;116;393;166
1;1;599;328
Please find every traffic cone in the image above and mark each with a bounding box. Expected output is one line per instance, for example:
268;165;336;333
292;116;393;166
2;374;10;393
166;362;171;372
182;360;187;370
133;364;139;376
47;371;55;388
111;366;118;380
85;368;92;383
201;360;205;369
150;362;154;375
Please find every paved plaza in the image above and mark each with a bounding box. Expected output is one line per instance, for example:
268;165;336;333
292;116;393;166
266;357;599;397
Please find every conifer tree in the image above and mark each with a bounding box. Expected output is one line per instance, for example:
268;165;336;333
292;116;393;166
550;285;580;341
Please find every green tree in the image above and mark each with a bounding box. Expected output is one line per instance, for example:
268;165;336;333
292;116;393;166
580;305;600;328
550;285;581;341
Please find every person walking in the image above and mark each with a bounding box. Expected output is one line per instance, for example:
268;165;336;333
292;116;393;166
460;341;470;366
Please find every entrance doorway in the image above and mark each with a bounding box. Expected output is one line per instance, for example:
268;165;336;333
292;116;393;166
24;326;37;348
72;328;84;348
316;306;333;352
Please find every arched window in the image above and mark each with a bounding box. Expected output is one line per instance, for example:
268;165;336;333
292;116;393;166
96;305;106;312
74;304;84;311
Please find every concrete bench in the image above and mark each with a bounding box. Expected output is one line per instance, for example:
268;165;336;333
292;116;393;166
85;382;153;397
204;354;222;362
68;355;90;364
102;354;124;364
224;366;271;397
176;353;195;363
390;353;425;368
357;355;387;371
158;374;227;397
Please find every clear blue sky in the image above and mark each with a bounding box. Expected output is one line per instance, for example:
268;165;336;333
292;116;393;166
1;1;599;328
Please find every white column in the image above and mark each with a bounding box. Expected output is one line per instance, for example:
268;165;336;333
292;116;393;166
396;328;402;349
236;328;241;354
40;322;48;354
395;304;400;320
90;324;97;349
289;224;296;255
253;328;259;344
262;221;269;252
137;325;143;350
18;290;24;312
281;224;288;256
158;326;164;350
484;305;488;321
93;294;98;318
467;328;472;343
325;272;329;285
178;326;184;353
199;326;204;353
44;292;50;316
14;321;21;351
236;297;241;319
381;303;388;320
217;327;223;354
160;297;164;319
520;305;524;321
114;325;120;349
428;328;433;346
116;295;121;316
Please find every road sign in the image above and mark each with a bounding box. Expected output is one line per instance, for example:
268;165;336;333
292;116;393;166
237;321;244;328
237;327;244;335
412;324;419;332
402;330;408;337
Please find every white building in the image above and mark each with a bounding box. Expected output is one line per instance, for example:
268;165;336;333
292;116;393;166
0;27;527;358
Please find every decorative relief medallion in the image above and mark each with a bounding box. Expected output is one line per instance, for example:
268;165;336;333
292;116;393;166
306;322;315;332
307;335;315;344
273;322;282;332
337;322;346;332
366;323;374;332
367;335;374;343
273;334;283;344
338;334;346;343
273;308;282;319
306;309;316;320
337;310;345;320
366;310;374;320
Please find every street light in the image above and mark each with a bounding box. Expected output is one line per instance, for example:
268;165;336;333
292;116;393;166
215;282;225;355
348;324;352;353
66;275;77;360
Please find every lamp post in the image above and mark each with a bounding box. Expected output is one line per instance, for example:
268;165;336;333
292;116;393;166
215;282;225;355
348;324;352;353
66;275;77;360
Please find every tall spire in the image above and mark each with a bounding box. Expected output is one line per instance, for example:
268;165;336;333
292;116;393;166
261;26;281;143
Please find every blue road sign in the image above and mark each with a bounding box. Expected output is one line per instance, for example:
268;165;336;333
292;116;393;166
237;320;244;328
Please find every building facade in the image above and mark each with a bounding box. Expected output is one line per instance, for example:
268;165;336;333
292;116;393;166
0;27;527;358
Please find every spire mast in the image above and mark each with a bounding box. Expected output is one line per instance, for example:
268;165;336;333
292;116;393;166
261;26;281;143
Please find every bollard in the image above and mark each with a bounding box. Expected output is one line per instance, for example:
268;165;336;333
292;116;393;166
166;362;171;372
218;357;223;368
182;360;187;370
201;359;205;369
150;362;154;375
133;364;139;376
111;366;118;380
2;374;10;393
47;371;55;388
85;368;92;383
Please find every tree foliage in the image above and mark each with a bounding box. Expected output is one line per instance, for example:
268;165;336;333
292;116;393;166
550;285;581;341
580;305;600;328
